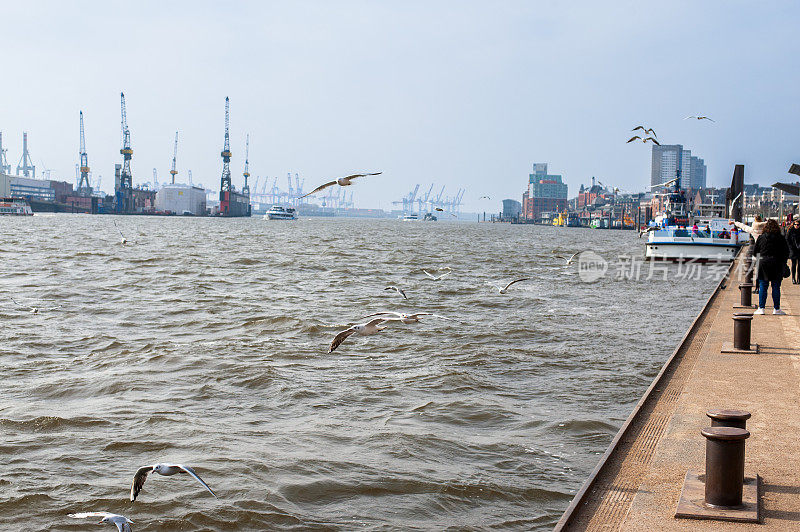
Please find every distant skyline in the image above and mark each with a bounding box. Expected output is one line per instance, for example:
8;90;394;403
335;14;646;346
1;1;798;211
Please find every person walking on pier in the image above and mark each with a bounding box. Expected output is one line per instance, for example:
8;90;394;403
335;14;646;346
753;219;790;315
787;219;800;284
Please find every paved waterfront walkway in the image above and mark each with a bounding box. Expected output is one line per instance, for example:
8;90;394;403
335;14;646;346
560;256;800;530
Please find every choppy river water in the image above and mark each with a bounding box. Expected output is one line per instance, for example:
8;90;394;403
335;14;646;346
0;215;717;530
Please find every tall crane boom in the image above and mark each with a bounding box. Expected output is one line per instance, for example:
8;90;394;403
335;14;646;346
78;111;91;194
220;97;232;193
242;134;250;194
120;93;132;187
170;131;178;184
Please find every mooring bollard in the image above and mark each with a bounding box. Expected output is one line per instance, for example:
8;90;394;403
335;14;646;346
706;409;751;430
738;284;753;307
701;426;750;507
732;313;753;351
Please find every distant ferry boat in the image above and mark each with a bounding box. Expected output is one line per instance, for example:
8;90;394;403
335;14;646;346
265;205;298;220
402;213;419;221
0;197;34;216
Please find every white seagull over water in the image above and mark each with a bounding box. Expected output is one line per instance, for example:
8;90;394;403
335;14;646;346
68;512;133;532
422;267;451;281
113;220;129;245
10;297;61;314
555;252;580;265
329;318;390;352
301;172;382;199
384;286;407;299
131;463;217;501
361;311;455;324
490;278;531;294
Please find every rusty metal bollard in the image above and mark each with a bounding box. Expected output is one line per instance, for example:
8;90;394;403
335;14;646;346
732;313;753;351
701;426;750;507
738;284;753;307
706;409;751;430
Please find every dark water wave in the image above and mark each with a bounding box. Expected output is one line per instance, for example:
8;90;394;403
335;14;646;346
0;216;715;530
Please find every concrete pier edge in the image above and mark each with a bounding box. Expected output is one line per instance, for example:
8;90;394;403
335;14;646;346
554;252;739;531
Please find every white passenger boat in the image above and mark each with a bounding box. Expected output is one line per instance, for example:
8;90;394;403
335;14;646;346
264;205;298;220
645;219;746;262
0;197;34;216
402;213;419;221
644;175;746;262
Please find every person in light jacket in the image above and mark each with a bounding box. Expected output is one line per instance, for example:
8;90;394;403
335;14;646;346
753;219;790;315
732;214;766;241
786;219;800;284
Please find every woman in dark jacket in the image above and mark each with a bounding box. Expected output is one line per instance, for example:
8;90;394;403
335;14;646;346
787;219;800;284
753;219;790;314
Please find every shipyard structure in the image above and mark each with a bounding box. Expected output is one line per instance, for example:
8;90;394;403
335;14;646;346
216;97;250;217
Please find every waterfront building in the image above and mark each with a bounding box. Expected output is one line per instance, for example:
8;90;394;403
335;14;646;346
522;163;568;220
651;145;706;189
0;173;10;196
156;183;207;215
502;199;521;220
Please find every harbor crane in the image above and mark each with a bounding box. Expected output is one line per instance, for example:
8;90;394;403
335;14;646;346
116;93;134;212
219;97;233;194
78;112;91;194
242;134;250;194
16;132;36;177
418;184;434;213
392;184;420;213
169;131;178;184
0;132;10;174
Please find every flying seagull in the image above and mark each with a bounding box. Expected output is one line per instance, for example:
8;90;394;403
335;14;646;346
361;311;455;324
10;297;61;314
434;207;444;211
479;195;491;199
131;463;217;502
626;135;660;146
554;252;580;265
384;286;407;299
329;318;390;352
631;126;657;138
490;278;531;294
113;219;129;245
68;513;133;532
684;115;715;122
423;268;451;281
300;172;382;199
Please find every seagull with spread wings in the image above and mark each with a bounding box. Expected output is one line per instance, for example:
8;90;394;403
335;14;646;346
68;513;133;532
384;286;407;299
11;297;61;314
361;311;455;324
684;115;715;122
554;252;580;265
631;125;657;138
489;278;531;294
423;268;452;281
300;172;382;199
626;135;660;146
329;318;390;352
130;463;217;502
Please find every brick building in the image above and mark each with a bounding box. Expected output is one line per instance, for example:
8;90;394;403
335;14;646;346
522;163;568;220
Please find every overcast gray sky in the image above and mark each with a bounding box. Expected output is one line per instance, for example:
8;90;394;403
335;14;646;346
1;1;798;211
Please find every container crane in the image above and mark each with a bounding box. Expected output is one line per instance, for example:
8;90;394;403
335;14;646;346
418;183;434;212
242;134;250;194
78;111;91;194
169;131;178;184
0;132;10;174
16;132;36;177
